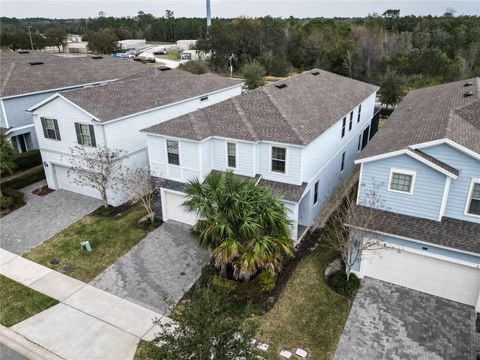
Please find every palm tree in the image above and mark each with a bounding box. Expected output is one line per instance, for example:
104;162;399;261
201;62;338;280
0;132;15;197
184;171;294;281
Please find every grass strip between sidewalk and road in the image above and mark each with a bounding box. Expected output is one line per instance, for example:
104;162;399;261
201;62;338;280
0;275;58;327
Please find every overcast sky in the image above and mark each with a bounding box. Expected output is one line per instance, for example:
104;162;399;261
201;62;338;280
1;0;479;19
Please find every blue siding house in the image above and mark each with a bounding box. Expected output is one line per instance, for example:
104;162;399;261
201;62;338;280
347;77;480;311
142;69;379;241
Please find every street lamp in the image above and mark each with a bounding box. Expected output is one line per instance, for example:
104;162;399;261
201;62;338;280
27;26;34;50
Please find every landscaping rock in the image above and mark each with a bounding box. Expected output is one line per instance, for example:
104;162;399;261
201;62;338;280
279;349;292;358
295;348;308;358
256;343;269;351
324;258;342;279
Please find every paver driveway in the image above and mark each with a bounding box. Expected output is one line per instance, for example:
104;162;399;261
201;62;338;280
0;189;101;254
91;221;210;314
334;277;478;360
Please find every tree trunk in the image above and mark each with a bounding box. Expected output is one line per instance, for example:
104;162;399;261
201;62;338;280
101;189;108;208
345;264;351;281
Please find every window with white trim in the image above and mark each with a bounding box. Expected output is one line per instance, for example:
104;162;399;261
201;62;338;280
41;117;61;140
357;104;362;123
271;146;286;173
466;181;480;216
166;140;180;165
340;151;346;172
389;171;414;193
227;142;236;168
313;180;319;205
341;117;346;138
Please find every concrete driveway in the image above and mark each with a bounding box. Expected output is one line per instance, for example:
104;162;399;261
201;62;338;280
91;221;210;315
0;187;101;255
334;277;478;360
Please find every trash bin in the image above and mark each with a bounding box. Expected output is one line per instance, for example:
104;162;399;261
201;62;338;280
80;241;92;252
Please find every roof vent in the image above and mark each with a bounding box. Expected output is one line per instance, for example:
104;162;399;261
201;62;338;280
29;61;44;66
464;81;473;87
17;50;30;54
464;91;474;97
274;83;287;89
91;55;103;59
311;70;320;76
158;66;171;71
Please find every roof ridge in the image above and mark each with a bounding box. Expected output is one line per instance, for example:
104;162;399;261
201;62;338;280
1;62;16;95
261;87;306;145
187;113;201;140
231;97;259;141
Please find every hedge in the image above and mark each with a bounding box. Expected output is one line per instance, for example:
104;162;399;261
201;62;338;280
12;150;42;172
1;166;46;191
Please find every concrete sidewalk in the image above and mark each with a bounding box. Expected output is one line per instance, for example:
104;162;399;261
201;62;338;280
0;249;173;360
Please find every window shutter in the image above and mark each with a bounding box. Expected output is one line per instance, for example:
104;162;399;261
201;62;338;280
89;125;96;147
40;117;48;138
53;119;61;141
74;122;82;144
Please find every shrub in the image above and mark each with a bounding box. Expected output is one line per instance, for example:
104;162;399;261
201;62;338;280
1;166;45;190
12;150;42;172
329;270;361;297
1;187;25;204
254;270;277;293
211;275;239;294
0;196;14;209
178;60;210;74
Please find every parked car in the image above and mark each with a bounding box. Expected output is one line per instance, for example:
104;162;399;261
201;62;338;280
133;56;156;63
153;49;167;55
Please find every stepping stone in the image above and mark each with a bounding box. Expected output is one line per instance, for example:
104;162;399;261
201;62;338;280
296;348;308;358
280;349;292;358
250;338;257;345
256;343;269;351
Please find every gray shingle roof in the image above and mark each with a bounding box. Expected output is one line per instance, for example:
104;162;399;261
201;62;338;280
1;52;149;97
345;205;480;255
143;69;379;146
406;148;459;176
57;70;241;122
359;77;480;159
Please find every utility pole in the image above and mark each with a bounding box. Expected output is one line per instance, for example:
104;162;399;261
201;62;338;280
27;26;34;50
206;0;211;28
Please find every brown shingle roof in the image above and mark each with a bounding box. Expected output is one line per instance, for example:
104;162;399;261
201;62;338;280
55;70;241;122
1;53;149;97
143;69;379;146
345;204;480;255
406;148;459;176
358;77;480;159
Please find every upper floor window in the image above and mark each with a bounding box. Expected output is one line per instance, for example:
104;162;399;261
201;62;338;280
75;123;96;147
166;139;180;165
313;180;319;205
357;104;362;123
466;180;480;216
388;169;415;194
357;134;362;152
341;117;346;138
349;111;353;130
340;151;346;172
227;142;236;168
40;117;61;140
271;146;286;173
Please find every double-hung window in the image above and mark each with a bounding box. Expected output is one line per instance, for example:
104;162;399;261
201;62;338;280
227;142;236;168
74;123;96;147
466;180;480;216
389;169;415;194
271;146;286;173
167;140;180;165
313;180;319;205
41;117;61;140
357;104;362;123
349;111;353;130
341;117;346;138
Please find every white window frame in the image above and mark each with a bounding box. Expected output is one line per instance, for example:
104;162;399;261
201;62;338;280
464;178;480;218
226;141;237;169
388;168;416;195
270;145;287;174
166;139;181;166
78;123;93;147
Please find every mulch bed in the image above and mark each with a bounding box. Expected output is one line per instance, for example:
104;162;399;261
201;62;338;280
92;202;134;218
32;186;54;197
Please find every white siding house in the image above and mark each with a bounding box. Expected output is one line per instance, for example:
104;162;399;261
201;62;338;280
29;70;242;205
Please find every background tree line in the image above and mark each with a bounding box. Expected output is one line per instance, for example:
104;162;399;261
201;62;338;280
1;10;479;94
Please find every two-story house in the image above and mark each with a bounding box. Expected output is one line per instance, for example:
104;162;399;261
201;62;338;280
28;68;242;205
0;51;148;152
347;78;480;311
142;69;379;241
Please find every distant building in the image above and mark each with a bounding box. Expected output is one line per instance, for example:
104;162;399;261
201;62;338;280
176;40;197;51
118;39;147;52
180;50;210;62
63;41;89;54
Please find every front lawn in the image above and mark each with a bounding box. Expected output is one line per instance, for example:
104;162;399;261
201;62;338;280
0;275;58;327
155;50;180;61
24;204;154;282
256;245;350;359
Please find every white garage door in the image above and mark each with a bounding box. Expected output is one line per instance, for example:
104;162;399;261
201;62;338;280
54;165;100;199
163;190;198;226
362;247;480;306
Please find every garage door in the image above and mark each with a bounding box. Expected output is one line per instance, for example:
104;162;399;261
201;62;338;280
361;247;480;306
54;165;100;199
163;191;198;226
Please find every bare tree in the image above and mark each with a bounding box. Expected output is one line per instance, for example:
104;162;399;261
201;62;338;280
324;183;388;280
123;167;155;222
66;146;126;208
342;50;354;78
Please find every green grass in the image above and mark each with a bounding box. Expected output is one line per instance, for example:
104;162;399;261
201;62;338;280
146;41;175;46
255;245;350;359
155;50;180;61
24;204;150;282
0;275;58;327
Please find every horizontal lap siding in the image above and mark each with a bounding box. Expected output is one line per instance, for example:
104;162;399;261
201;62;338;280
212;139;255;177
257;143;302;184
4;92;56;128
422;143;480;224
359;154;445;221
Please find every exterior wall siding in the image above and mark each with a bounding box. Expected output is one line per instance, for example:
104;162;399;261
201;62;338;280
422;143;480;224
211;138;255;177
358;154;446;221
257;142;302;184
3;91;56;129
